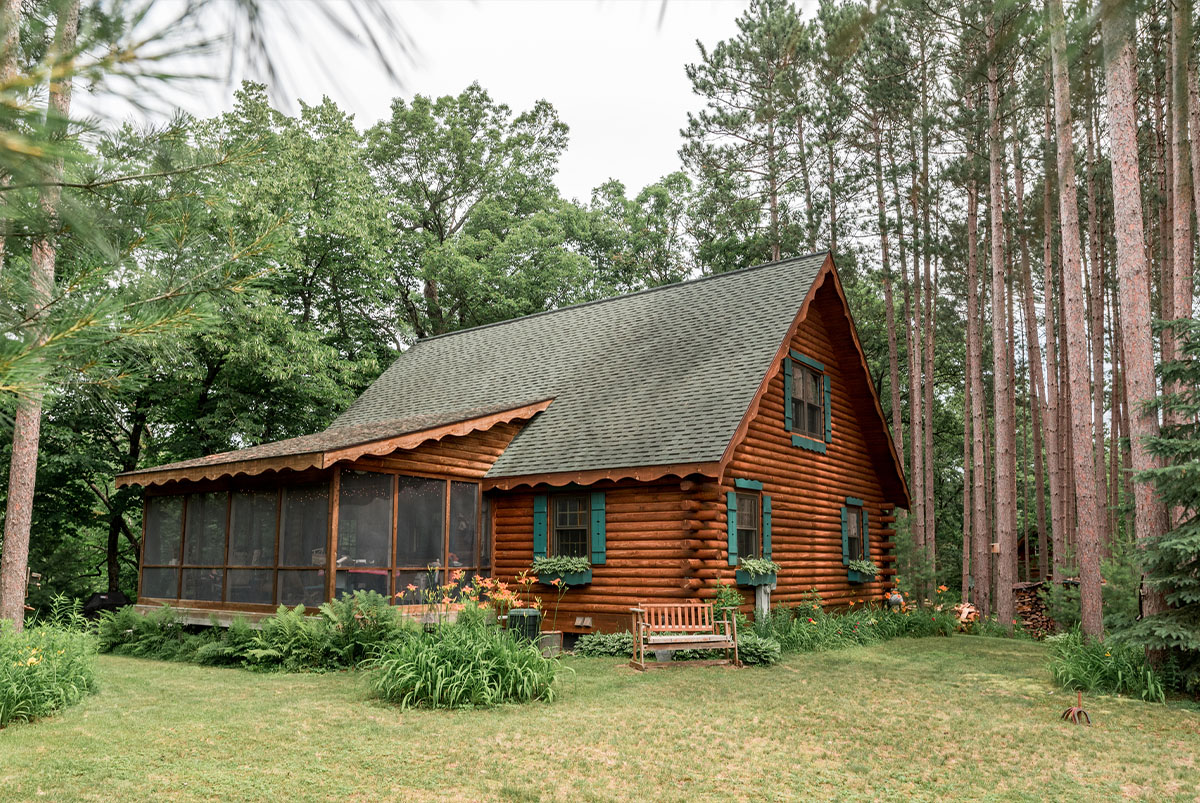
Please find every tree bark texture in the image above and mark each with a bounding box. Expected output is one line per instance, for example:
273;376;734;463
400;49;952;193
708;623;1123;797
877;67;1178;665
0;1;79;630
1048;0;1103;637
1100;0;1171;623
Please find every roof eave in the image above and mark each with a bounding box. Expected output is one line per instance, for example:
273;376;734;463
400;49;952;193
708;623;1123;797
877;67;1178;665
482;460;722;491
116;399;553;489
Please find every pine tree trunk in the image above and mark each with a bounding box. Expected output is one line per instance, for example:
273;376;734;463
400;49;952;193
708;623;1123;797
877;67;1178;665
1169;0;1193;424
1100;0;1171;625
908;149;926;591
1042;64;1066;582
1162;12;1176;368
1084;63;1110;555
1013;135;1049;581
1188;58;1200;321
963;365;973;598
797;115;818;253
920;67;937;583
987;12;1017;633
0;2;79;630
1048;0;1104;638
874;122;904;460
967;172;990;613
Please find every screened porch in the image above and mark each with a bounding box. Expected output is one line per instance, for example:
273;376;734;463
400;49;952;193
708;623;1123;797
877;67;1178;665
138;468;488;612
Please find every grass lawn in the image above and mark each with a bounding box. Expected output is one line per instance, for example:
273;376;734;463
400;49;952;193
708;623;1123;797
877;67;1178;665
1;637;1198;802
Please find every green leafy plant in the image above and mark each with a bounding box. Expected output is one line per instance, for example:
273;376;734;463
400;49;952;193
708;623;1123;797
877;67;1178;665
573;631;636;657
847;559;879;578
1049;629;1167;703
736;631;782;665
0;620;98;729
366;623;561;708
738;557;781;577
532;556;592;575
711;581;748;630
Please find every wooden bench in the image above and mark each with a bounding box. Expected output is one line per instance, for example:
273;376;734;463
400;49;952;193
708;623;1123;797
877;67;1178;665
629;602;739;670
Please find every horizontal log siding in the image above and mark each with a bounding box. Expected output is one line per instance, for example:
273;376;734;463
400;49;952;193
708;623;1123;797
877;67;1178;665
722;278;896;609
491;482;696;633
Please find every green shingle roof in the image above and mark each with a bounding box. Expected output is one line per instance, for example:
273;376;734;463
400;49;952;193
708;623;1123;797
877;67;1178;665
330;252;828;478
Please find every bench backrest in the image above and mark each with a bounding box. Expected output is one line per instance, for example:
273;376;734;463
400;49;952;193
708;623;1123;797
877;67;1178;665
640;602;715;632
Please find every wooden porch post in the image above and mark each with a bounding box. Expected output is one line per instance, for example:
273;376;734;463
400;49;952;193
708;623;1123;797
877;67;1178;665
326;466;341;602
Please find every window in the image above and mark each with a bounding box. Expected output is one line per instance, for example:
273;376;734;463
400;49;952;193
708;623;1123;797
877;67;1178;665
846;502;864;562
726;481;771;568
551;495;589;559
791;360;825;440
735;492;760;559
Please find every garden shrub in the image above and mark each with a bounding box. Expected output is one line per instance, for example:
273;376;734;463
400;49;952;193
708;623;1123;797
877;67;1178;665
574;630;635;657
0;620;98;728
735;631;781;665
318;591;408;666
97;592;418;672
1049;629;1167;703
367;620;560;708
242;605;338;671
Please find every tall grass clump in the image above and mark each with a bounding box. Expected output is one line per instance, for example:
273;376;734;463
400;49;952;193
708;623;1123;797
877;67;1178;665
367;617;560;709
1;596;98;728
1049;629;1167;703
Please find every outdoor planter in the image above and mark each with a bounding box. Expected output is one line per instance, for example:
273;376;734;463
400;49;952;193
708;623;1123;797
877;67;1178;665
537;569;592;586
847;570;876;584
537;630;564;657
735;569;776;587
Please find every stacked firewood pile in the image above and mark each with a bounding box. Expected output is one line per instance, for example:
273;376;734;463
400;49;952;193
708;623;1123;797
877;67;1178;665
1013;581;1055;639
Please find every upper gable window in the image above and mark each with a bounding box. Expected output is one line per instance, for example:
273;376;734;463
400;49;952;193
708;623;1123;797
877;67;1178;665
792;361;824;440
785;350;831;452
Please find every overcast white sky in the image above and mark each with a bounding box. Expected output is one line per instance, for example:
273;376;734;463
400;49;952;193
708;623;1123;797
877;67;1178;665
107;0;759;203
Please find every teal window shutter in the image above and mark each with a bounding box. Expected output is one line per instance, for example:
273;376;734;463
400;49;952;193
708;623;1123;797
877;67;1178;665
726;491;738;566
590;491;606;565
823;374;832;443
840;506;850;565
783;360;793;432
533;494;547;558
861;508;869;560
762;495;772;558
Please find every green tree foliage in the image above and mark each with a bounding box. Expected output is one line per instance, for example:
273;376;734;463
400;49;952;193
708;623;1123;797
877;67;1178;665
1124;319;1200;691
681;0;809;269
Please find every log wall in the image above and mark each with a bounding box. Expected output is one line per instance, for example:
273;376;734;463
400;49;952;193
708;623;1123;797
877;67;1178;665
719;272;898;608
490;480;701;634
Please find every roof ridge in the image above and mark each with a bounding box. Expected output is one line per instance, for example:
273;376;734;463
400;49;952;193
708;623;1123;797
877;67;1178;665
411;250;829;346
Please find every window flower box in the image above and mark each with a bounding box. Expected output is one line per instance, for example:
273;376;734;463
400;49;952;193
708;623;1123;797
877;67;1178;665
735;569;776;587
537;569;592;587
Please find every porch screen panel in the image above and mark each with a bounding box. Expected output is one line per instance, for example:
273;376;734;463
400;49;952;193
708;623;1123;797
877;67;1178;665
227;569;273;604
228;491;277;567
279;483;329;567
277;570;325;606
449;482;479;569
140;566;179;598
184;492;228;566
337;471;392;567
395;477;444;568
143;496;183;566
181;568;223;601
392;568;441;605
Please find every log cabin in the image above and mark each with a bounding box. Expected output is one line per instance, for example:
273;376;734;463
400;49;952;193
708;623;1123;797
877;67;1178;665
116;252;909;631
